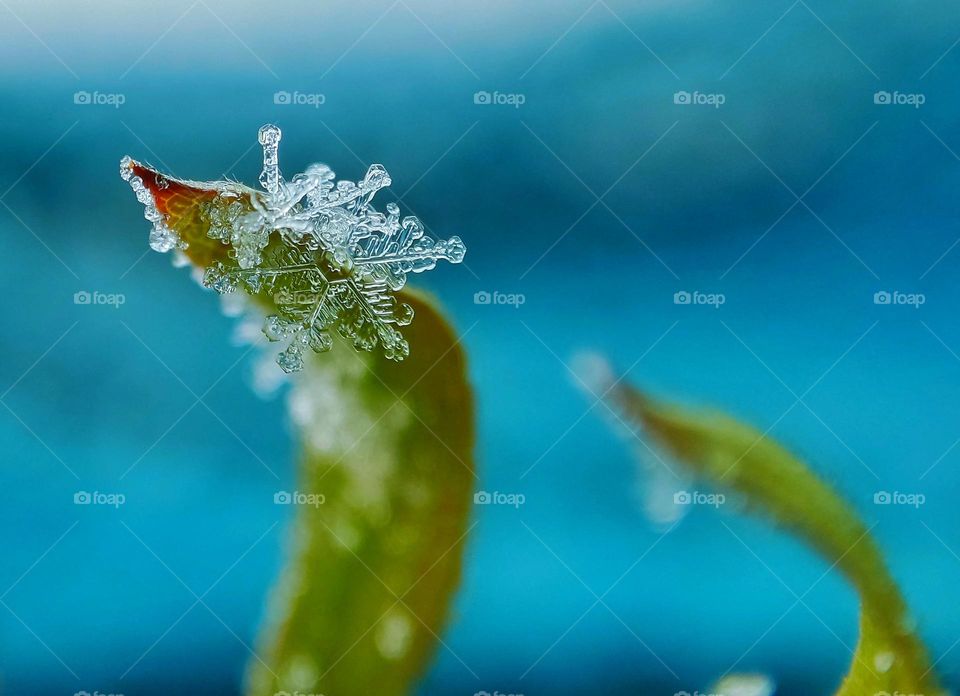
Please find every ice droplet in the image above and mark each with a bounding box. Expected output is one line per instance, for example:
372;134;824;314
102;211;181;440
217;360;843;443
711;673;776;696
279;654;318;692
874;650;895;673
570;351;616;398
375;608;413;661
149;225;177;253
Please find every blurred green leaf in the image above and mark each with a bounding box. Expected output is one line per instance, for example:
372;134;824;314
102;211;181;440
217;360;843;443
597;371;943;696
246;288;475;696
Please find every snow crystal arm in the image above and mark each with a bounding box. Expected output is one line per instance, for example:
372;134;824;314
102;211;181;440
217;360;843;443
258;124;282;195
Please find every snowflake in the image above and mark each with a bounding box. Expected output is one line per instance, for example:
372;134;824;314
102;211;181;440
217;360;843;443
121;124;465;373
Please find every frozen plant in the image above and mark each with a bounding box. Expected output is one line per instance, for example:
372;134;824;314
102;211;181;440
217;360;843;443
121;124;466;373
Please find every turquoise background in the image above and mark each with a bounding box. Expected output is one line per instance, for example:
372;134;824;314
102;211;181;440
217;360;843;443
1;1;959;694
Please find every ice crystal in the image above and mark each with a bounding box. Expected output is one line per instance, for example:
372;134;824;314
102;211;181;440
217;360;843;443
121;124;465;373
119;154;180;253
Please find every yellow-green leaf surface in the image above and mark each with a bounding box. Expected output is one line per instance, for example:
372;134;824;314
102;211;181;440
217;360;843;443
598;371;943;696
125;161;476;696
247;288;475;696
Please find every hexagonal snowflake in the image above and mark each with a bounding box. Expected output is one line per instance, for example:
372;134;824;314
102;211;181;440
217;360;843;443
121;124;466;373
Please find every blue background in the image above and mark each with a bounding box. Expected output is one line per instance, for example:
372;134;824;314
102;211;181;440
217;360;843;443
1;1;959;694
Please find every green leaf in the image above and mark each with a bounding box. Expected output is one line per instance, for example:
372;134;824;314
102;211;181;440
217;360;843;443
123;162;476;696
246;288;475;696
595;368;943;696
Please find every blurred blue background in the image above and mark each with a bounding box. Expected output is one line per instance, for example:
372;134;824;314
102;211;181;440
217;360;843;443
1;0;959;694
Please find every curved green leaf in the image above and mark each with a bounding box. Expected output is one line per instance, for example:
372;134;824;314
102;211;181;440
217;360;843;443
247;288;475;696
594;367;943;696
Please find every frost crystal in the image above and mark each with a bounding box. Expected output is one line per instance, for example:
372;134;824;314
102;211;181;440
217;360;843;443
121;124;466;373
120;155;180;253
